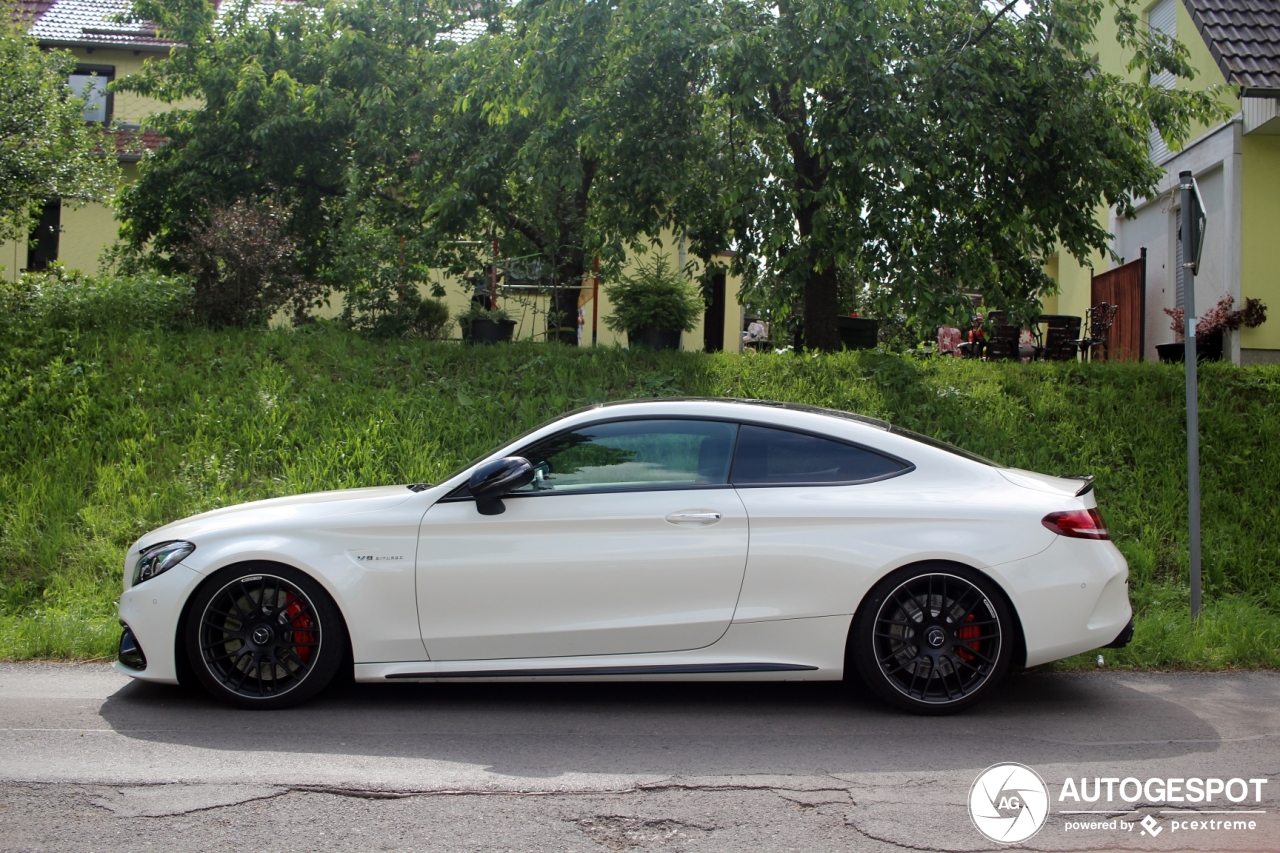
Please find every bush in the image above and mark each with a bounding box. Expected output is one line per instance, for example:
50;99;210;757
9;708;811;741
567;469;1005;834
0;265;192;332
604;255;704;336
177;197;323;328
348;291;452;340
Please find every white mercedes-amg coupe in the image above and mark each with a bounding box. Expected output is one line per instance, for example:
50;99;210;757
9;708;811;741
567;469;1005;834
117;398;1132;714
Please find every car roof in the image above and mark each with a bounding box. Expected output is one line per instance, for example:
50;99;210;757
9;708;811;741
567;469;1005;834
582;397;891;430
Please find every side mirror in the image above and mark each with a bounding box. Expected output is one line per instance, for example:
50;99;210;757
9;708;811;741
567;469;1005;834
469;456;535;516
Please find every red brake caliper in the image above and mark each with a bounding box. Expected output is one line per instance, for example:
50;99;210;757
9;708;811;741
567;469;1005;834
956;613;981;661
283;593;315;663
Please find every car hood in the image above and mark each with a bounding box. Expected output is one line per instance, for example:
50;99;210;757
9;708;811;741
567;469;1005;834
138;485;418;545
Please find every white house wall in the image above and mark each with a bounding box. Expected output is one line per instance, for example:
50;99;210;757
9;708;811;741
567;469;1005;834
1113;119;1244;363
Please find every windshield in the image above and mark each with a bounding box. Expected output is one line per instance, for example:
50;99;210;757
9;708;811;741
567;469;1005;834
433;403;607;486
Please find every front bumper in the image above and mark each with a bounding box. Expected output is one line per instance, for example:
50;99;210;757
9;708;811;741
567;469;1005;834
114;563;203;684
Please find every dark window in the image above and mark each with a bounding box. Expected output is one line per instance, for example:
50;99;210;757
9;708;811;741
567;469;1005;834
703;272;726;353
68;65;113;123
513;419;739;493
26;200;60;271
730;425;906;485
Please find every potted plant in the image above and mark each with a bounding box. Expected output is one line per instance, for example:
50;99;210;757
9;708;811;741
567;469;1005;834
1160;296;1267;363
456;303;516;345
603;256;703;350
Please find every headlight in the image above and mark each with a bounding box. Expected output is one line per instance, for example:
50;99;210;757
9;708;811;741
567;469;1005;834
133;540;195;586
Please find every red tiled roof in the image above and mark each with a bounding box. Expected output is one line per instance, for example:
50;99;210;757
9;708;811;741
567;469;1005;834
25;0;303;51
27;0;173;48
9;0;58;22
114;126;165;161
1183;0;1280;96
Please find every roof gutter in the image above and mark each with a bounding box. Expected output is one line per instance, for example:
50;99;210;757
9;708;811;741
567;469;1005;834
37;39;175;52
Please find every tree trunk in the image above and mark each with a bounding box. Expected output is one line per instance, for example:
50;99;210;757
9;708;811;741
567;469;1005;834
550;251;584;343
802;259;840;351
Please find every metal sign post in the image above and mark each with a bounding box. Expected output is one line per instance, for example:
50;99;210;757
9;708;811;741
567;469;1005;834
1179;170;1207;620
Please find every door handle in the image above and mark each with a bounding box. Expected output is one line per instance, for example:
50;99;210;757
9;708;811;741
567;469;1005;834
665;511;722;525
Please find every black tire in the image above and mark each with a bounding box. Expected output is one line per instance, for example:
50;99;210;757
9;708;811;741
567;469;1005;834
185;563;346;710
851;562;1012;715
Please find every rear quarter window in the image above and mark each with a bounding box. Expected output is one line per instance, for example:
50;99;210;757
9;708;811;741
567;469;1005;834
730;425;909;486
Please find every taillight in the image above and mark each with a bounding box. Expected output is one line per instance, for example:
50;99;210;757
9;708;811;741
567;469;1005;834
1042;508;1109;540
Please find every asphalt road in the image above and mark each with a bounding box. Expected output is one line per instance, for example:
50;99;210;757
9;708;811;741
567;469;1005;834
1;664;1277;853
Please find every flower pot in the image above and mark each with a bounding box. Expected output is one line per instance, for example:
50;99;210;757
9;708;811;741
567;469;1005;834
1156;332;1223;363
547;326;580;346
464;318;516;345
628;327;682;350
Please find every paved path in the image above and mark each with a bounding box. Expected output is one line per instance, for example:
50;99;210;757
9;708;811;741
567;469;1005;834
1;664;1278;852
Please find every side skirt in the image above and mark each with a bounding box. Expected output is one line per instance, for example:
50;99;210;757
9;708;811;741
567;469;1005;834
385;662;817;680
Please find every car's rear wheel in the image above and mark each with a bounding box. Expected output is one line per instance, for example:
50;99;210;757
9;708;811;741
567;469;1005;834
852;563;1012;715
186;564;345;709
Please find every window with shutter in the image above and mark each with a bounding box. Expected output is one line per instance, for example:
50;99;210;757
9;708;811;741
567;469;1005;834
1147;0;1177;163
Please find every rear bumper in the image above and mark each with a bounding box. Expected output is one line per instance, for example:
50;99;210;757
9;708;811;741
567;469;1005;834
1104;617;1135;649
994;537;1132;667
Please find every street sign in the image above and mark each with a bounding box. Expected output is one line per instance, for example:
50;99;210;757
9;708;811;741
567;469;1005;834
1179;170;1203;620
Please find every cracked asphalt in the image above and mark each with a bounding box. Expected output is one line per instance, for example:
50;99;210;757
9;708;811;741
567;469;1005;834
1;664;1278;852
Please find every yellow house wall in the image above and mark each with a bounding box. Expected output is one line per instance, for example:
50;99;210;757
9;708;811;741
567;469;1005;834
300;231;744;352
1047;247;1107;322
1092;1;1237;134
1240;134;1280;352
1;45;176;281
1040;254;1060;314
67;47;181;124
1047;1;1240;331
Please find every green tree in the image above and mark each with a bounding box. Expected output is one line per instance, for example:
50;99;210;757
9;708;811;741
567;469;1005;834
397;0;713;337
0;1;117;252
704;0;1228;350
117;0;712;339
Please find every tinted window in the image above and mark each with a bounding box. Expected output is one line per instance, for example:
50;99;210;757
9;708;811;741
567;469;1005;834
730;425;905;485
514;419;738;493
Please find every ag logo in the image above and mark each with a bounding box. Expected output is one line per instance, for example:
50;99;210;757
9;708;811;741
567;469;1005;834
969;763;1050;843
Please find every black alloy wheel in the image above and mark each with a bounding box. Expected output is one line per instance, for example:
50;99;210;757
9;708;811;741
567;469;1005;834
186;564;345;709
852;564;1012;715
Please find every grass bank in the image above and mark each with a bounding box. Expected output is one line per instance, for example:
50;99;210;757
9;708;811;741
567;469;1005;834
2;284;1278;668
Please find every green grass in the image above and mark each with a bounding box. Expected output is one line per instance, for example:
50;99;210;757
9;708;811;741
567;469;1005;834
2;276;1279;667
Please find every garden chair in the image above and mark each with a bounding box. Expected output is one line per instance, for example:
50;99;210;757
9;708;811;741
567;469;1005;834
1036;315;1082;361
1071;303;1118;362
983;312;1021;361
936;326;962;357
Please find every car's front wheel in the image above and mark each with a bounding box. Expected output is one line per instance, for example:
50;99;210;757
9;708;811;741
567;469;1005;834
852;563;1012;715
186;563;345;709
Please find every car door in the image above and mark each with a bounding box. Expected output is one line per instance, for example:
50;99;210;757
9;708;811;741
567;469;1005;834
416;418;748;661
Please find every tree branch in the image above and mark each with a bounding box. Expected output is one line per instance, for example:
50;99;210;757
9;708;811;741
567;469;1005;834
931;0;1023;83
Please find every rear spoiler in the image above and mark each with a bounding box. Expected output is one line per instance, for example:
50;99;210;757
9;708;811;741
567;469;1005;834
1062;475;1095;496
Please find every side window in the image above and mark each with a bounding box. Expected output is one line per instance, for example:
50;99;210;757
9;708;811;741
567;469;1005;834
730;425;906;485
514;420;739;493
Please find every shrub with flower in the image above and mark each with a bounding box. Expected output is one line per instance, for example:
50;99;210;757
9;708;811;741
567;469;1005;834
1164;295;1267;338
